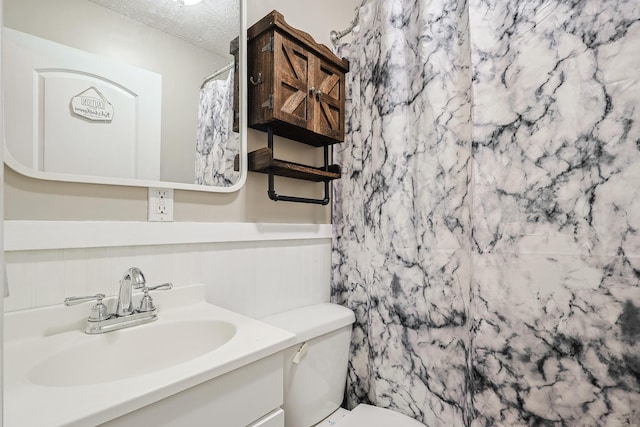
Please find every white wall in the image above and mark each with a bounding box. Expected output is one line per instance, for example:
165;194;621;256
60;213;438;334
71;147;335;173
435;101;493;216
4;222;332;317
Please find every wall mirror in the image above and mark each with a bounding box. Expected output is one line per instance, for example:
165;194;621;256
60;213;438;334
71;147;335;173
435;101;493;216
2;0;247;192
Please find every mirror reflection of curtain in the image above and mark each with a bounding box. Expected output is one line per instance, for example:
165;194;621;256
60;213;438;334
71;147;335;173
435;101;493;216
195;67;239;186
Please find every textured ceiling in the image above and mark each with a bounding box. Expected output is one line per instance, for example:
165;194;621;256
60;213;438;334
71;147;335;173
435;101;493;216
88;0;239;57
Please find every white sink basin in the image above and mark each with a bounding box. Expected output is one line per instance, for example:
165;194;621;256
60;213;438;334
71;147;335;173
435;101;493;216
4;284;296;427
28;319;236;386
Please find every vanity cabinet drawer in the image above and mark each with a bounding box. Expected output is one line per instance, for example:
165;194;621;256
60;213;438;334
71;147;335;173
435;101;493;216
100;353;284;427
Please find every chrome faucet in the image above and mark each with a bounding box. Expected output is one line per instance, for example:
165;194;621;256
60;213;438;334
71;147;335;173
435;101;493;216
115;267;146;316
64;267;172;334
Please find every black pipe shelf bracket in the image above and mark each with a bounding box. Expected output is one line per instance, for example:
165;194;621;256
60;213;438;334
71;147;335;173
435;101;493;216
244;126;342;205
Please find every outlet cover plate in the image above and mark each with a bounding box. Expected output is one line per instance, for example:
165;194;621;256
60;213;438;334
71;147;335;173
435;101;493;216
148;188;174;222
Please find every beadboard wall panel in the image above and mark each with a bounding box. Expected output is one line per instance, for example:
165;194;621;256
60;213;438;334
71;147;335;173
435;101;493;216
4;222;331;318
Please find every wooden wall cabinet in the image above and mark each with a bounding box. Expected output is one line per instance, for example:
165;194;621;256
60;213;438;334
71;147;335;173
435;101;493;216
248;10;349;146
245;10;349;204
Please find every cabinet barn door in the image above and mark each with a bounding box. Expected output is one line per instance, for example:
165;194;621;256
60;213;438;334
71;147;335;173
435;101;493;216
272;34;313;131
312;60;345;142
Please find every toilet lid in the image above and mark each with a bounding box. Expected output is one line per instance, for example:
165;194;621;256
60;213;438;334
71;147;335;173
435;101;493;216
335;404;425;427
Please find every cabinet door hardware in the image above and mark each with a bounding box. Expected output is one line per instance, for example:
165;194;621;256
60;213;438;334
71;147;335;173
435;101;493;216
250;72;263;85
261;36;274;52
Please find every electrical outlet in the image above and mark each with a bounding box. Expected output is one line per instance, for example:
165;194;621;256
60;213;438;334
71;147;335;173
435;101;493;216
148;188;174;222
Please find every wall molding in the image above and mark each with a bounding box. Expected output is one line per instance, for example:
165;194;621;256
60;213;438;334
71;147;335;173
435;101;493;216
4;221;333;251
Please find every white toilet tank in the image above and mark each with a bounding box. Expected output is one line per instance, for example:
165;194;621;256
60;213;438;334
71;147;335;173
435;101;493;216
262;303;355;427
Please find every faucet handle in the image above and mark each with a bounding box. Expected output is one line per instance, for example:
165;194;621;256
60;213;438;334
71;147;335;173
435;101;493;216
64;293;105;306
138;283;173;312
64;293;110;322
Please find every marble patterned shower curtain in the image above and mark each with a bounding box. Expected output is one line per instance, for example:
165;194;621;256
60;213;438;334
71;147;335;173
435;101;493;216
333;0;640;425
332;0;474;425
469;0;640;425
195;67;239;186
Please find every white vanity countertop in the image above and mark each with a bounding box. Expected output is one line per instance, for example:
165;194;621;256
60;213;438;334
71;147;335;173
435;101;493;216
4;284;295;427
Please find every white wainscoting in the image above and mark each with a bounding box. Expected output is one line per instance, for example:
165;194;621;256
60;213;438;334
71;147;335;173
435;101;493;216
4;221;332;317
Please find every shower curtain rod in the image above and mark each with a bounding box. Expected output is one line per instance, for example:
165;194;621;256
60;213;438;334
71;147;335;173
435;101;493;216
330;16;358;46
200;61;234;89
329;2;364;46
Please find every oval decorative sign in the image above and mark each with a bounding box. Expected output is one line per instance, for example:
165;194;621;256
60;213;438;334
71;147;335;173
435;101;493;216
70;86;114;122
